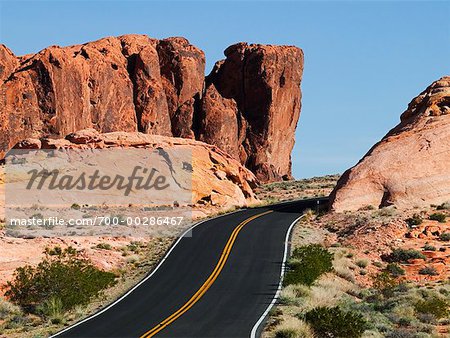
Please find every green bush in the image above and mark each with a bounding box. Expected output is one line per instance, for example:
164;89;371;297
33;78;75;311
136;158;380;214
356;259;369;268
304;306;366;338
429;213;446;223
422;244;436;251
372;272;399;297
283;244;333;286
415;296;449;319
5;246;116;315
439;233;450;241
95;243;112;250
385;263;405;277
383;249;426;263
405;214;423;227
418;266;439;276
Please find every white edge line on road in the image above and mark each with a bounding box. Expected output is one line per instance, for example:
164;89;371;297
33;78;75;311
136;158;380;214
50;208;245;337
250;214;305;338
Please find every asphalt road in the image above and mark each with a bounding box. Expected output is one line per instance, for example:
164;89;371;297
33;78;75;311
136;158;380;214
54;198;327;338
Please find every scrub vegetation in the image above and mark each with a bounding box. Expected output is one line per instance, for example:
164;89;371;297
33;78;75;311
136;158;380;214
5;246;117;314
0;237;174;337
263;206;450;338
255;175;340;204
1;246;116;334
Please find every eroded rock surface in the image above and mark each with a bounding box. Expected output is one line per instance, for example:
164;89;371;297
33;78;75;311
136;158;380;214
330;77;450;211
0;36;303;182
13;129;258;208
0;35;205;157
199;43;304;182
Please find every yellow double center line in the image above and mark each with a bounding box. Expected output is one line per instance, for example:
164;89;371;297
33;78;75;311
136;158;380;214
140;210;273;338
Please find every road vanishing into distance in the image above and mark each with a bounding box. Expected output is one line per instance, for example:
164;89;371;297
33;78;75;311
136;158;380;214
53;198;327;338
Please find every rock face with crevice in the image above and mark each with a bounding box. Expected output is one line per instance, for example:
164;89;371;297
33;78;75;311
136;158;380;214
0;35;205;152
199;43;304;182
330;77;450;211
0;35;303;182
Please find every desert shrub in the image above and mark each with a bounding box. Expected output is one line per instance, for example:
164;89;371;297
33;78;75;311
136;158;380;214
5;246;116;315
422;244;436;251
95;243;112;250
436;202;450;210
376;207;397;217
405;214;423;227
428;213;446;223
383;249;426;263
385;263;405;277
373;261;383;268
418;266;438;276
304;306;366;338
127;241;143;253
356;259;369;268
390;304;415;325
439;233;450;241
414;296;449;319
126;254;140;264
372;272;399;297
283;244;333;286
71;203;81;210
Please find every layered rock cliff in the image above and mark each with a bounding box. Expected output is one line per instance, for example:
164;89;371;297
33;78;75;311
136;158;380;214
330;77;450;211
0;35;303;182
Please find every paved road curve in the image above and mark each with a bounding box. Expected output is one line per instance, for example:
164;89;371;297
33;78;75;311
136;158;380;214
54;198;327;338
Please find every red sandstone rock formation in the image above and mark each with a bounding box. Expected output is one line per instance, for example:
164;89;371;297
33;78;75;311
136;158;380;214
330;77;450;211
0;35;303;182
198;43;304;182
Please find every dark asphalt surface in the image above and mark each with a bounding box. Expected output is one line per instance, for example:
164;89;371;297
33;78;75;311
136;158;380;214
54;198;327;338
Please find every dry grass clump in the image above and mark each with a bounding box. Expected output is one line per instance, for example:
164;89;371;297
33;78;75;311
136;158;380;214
301;273;358;312
0;297;21;318
332;249;356;282
272;315;315;338
279;284;310;306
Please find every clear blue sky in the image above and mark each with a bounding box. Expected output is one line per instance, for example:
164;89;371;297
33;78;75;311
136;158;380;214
1;1;449;178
